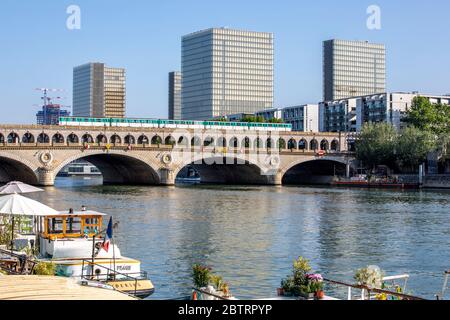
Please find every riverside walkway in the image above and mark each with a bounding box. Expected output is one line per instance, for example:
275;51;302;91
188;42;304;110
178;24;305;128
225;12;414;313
0;275;136;300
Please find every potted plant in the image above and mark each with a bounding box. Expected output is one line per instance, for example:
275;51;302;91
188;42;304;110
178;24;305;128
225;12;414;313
307;274;325;299
280;257;325;299
354;265;384;300
192;264;211;289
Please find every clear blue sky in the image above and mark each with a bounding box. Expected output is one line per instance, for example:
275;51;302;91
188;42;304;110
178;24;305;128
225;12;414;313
0;0;449;124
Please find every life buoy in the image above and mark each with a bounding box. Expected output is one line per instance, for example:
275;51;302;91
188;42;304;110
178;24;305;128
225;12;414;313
127;145;132;151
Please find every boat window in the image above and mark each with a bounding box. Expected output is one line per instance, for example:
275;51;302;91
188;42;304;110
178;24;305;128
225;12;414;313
47;218;64;234
65;217;82;234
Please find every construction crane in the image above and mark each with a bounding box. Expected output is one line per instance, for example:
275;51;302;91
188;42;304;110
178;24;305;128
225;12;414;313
34;88;71;125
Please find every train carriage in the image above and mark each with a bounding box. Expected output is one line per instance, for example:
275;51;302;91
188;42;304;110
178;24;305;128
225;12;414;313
59;117;292;132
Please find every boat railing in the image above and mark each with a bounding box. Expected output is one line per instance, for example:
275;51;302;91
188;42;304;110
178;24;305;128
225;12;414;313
0;248;37;275
81;259;147;297
323;278;425;300
437;270;450;300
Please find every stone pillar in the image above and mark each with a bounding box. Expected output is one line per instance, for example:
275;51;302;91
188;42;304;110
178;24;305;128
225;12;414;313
266;171;283;186
159;168;176;186
37;168;55;186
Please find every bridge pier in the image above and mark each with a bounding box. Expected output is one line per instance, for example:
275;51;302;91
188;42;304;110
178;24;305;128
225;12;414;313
159;168;176;186
266;172;283;186
37;168;55;186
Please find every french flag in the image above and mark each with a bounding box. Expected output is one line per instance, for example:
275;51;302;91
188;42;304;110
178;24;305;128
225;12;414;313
102;217;113;252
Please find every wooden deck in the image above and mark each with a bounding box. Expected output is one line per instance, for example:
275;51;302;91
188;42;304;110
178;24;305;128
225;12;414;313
0;275;137;300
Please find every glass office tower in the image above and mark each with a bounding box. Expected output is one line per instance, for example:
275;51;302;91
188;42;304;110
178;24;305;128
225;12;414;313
181;28;274;120
323;40;386;101
73;63;126;118
168;71;182;120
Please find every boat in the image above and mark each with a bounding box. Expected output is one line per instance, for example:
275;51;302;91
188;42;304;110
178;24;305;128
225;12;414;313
57;160;101;177
36;210;154;299
332;176;419;189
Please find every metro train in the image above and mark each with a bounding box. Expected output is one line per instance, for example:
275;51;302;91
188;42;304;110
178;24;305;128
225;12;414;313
58;117;292;132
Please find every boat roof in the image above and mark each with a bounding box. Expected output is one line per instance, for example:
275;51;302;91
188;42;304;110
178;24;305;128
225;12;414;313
55;210;107;216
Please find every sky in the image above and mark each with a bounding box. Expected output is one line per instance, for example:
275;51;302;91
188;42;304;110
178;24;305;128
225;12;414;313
0;0;449;124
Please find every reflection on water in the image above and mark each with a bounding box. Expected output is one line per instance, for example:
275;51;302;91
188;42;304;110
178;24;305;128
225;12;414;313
29;177;450;299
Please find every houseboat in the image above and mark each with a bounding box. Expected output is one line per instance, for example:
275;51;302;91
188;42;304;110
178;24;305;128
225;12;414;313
37;210;154;299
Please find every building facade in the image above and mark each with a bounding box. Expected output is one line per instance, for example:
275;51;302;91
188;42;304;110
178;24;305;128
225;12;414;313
320;92;450;132
36;105;70;125
323;39;386;101
319;99;358;133
168;72;182;120
255;108;283;122
181;28;274;120
282;105;319;132
73;63;126;118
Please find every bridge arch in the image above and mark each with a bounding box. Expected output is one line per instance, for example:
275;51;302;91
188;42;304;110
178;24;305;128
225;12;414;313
37;133;50;144
125;134;136;145
138;135;149;145
54;151;161;185
53;133;64;144
204;136;214;147
96;134;107;144
299;139;307;150
217;137;226;148
281;158;350;185
288;138;297;150
151;135;162;145
254;137;263;149
68;133;79;144
310;139;318;151
7;132;19;144
22;132;35;143
82;134;94;144
0;134;4;144
320;139;329;151
0;152;39;185
230;137;239;148
165;135;176;146
110;134;121;144
242;137;251;149
331;139;339;152
174;154;271;185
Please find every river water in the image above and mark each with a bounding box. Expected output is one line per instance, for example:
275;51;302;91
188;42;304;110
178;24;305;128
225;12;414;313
29;177;450;300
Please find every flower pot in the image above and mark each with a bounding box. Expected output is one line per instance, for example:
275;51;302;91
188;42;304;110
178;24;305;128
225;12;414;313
300;292;315;300
277;288;285;296
315;290;325;300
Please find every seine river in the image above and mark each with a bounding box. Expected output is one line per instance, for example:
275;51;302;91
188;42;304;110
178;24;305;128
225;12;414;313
29;177;450;300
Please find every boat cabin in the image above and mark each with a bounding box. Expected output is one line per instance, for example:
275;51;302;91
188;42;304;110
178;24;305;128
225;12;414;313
39;211;121;260
42;211;105;240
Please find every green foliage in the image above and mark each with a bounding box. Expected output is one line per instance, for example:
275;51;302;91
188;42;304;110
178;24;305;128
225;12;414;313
396;127;436;170
210;274;223;290
406;97;450;136
33;262;56;276
281;257;322;297
192;264;211;288
355;123;398;169
355;122;438;172
0;217;15;247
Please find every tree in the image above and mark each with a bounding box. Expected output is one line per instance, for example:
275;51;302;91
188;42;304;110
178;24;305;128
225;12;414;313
396;126;436;172
355;123;398;169
406;96;450;136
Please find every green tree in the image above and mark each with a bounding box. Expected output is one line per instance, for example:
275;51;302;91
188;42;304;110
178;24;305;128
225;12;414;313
396;126;436;172
406;96;450;135
355;123;398;169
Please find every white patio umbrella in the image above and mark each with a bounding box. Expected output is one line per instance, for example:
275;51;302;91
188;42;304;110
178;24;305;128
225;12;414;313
0;181;44;195
0;193;59;251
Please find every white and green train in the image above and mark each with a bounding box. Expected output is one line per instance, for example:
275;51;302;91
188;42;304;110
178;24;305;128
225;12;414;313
59;117;292;132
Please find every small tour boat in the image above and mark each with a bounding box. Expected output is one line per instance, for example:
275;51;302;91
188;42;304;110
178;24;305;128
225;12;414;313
37;210;154;299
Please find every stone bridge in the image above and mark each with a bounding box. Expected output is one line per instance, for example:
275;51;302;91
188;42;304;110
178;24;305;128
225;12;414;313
0;125;356;186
